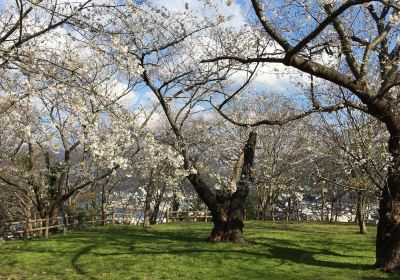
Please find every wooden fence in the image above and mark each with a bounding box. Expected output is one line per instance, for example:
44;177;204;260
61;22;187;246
4;217;67;239
105;209;212;224
165;209;212;222
1;209;212;242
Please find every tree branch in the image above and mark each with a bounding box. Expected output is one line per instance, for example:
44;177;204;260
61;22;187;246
213;101;368;128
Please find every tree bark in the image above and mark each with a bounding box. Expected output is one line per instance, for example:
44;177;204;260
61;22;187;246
143;187;153;228
186;131;257;244
295;199;301;221
143;168;157;228
0;223;6;244
172;190;180;212
356;191;368;234
321;189;327;222
375;134;400;272
150;183;166;225
271;203;276;222
101;183;107;226
329;199;335;223
285;198;291;222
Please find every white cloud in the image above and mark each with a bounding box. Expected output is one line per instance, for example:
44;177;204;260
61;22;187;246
117;90;139;108
227;61;309;96
152;0;246;27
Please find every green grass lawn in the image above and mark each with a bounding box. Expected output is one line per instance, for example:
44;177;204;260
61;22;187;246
0;221;398;280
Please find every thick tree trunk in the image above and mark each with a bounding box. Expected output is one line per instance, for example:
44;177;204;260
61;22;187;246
208;194;238;242
375;134;400;272
186;132;257;244
356;191;368;234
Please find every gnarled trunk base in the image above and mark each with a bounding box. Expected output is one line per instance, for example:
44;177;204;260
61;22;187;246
207;194;246;244
185;132;257;246
375;134;400;272
208;222;246;244
375;192;400;272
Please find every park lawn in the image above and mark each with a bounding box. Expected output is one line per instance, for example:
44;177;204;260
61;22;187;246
0;221;398;280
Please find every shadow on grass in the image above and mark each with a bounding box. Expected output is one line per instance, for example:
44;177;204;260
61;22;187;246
251;235;375;259
64;227;377;272
267;245;374;270
2;224;388;278
71;244;96;278
137;229;380;271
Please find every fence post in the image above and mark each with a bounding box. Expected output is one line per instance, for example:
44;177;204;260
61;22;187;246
44;217;49;239
112;212;115;226
186;209;190;221
166;209;169;223
205;209;208;222
91;212;95;227
33;213;40;237
23;218;29;240
129;213;133;225
64;213;69;229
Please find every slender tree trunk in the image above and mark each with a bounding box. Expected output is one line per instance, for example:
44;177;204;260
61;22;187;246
335;200;339;222
261;197;268;220
101;184;107;226
356;191;368;234
268;187;275;221
143;169;156;228
296;199;300;221
0;223;5;244
271;203;276;222
172;191;180;212
285;198;291;222
329;199;335;223
255;202;261;220
321;189;327;222
150;183;166;225
375;134;400;272
262;203;267;220
143;184;153;228
186;132;257;244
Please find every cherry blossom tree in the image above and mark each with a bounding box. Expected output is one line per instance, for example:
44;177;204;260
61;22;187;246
315;109;388;232
202;0;400;271
92;1;259;243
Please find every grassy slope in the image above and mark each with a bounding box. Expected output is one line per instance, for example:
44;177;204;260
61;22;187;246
0;221;398;280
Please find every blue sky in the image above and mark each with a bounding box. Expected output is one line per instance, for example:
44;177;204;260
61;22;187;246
0;0;309;113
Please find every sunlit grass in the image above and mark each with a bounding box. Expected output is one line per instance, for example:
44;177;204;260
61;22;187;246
0;221;397;280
